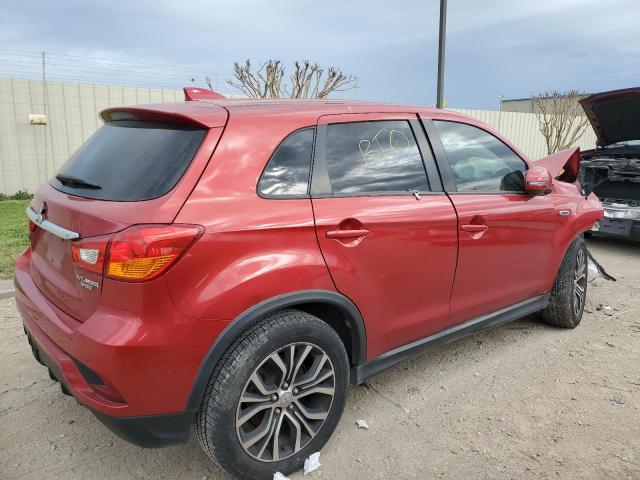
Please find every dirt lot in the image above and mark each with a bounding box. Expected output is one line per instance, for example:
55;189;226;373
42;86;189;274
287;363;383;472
1;237;639;480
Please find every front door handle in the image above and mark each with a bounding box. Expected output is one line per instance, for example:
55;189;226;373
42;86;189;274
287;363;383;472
460;224;488;233
326;228;370;239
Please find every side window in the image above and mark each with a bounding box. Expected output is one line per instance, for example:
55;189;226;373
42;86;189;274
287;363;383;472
324;120;429;195
258;128;315;197
433;121;527;193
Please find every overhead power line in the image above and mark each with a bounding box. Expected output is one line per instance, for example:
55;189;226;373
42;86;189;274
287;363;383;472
0;48;234;92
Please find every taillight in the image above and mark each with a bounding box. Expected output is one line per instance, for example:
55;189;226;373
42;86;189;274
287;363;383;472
71;224;203;281
71;240;107;274
105;224;203;281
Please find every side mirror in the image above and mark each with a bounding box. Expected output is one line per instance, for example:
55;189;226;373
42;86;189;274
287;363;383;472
524;166;553;196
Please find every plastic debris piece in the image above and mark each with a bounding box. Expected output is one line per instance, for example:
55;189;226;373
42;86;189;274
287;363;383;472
304;452;321;475
587;259;599;282
603;305;614;316
273;472;290;480
356;419;370;429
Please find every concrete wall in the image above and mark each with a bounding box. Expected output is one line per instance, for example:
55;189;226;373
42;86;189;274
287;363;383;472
0;78;599;195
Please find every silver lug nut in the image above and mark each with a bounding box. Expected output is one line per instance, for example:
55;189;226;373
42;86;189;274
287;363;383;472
275;408;281;414
293;387;299;394
271;394;278;401
282;382;289;389
288;404;294;410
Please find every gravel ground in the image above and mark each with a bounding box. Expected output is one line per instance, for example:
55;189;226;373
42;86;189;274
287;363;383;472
1;237;639;480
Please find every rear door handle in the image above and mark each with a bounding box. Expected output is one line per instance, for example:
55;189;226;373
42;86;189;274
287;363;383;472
326;228;370;239
460;224;488;233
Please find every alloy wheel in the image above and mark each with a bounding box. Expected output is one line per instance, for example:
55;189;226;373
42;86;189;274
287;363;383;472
573;248;587;317
235;342;336;462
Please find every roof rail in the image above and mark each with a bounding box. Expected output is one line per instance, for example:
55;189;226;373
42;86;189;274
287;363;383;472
183;87;226;101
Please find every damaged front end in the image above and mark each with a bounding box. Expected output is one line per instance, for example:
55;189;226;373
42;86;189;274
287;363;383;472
578;87;640;240
581;151;640;239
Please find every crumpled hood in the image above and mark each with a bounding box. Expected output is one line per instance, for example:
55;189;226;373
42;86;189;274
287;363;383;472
536;147;581;183
580;87;640;147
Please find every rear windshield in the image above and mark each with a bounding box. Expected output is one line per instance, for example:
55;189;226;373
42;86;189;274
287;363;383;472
51;121;206;201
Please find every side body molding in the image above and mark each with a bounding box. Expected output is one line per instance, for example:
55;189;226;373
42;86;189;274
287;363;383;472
185;289;367;412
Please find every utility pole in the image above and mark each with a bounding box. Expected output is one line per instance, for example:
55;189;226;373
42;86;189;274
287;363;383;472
436;0;447;108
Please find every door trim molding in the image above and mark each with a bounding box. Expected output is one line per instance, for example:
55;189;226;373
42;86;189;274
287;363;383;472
351;294;549;384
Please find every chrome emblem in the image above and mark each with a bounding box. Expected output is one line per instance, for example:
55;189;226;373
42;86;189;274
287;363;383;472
36;202;47;224
75;273;99;291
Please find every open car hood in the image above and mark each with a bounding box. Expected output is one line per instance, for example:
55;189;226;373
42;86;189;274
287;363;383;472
580;87;640;147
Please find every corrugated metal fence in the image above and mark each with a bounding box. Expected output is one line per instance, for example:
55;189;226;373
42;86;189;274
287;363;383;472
449;108;598;160
0;78;598;195
0;78;183;194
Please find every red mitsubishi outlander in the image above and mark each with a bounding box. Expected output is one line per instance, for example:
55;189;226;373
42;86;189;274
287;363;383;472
15;88;603;479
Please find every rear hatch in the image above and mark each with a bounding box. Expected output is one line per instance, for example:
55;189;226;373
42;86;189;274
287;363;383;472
27;103;227;322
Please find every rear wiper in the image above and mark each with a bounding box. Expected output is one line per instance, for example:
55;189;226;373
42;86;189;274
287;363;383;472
55;174;101;190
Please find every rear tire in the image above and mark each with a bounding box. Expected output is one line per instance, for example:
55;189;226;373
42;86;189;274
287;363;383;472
194;309;349;480
541;236;588;329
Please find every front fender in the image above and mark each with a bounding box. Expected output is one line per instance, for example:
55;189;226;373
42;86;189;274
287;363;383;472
546;187;603;291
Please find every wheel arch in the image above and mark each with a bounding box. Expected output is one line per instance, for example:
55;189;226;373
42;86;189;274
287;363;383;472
185;289;367;412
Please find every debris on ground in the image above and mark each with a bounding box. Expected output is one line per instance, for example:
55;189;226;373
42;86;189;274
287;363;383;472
586;249;616;281
611;395;625;405
356;419;370;429
304;452;321;475
273;472;290;480
588;260;600;282
603;305;614;316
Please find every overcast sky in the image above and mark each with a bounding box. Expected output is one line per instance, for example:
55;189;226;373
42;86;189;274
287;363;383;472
1;0;638;109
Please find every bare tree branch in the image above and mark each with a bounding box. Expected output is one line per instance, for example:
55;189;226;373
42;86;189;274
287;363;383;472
225;58;356;99
532;90;590;154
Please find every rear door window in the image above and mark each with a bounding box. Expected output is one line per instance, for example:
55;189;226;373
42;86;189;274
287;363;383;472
258;128;315;197
51;121;206;201
324;121;429;195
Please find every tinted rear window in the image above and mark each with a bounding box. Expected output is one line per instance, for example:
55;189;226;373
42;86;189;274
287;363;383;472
51;121;206;201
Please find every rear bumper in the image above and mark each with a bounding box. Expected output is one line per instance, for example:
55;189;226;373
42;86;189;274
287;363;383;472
23;322;192;447
13;249;229;447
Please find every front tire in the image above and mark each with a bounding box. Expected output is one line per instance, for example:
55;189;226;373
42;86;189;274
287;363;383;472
541;236;588;328
194;309;349;479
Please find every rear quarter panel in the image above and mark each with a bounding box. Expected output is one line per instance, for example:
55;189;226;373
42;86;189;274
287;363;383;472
169;110;336;320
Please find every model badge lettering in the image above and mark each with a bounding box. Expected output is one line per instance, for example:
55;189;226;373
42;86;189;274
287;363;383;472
75;274;99;290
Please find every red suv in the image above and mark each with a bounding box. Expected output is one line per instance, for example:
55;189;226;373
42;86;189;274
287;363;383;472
15;90;603;479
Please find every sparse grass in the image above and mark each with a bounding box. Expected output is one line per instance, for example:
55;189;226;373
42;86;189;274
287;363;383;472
0;200;29;278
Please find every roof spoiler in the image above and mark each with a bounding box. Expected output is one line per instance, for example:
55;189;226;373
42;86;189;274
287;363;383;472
535;147;581;183
100;107;211;128
183;87;226;101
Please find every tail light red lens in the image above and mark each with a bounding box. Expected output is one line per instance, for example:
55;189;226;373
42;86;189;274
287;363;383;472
71;224;203;281
105;224;203;281
71;240;107;274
